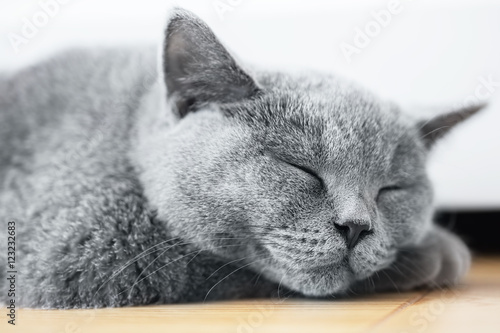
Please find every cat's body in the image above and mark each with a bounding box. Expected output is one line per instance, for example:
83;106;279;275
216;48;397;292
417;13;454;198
0;47;281;307
0;8;476;308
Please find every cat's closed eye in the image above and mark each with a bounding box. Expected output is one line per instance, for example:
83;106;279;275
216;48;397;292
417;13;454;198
275;157;324;187
285;161;322;182
263;151;323;184
376;185;404;201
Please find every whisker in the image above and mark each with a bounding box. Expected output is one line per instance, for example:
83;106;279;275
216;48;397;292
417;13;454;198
380;270;400;293
126;241;196;298
277;267;291;300
252;266;267;287
205;257;248;280
203;257;270;302
396;256;444;291
93;237;183;297
118;248;203;299
95;236;240;297
185;249;204;265
95;230;283;300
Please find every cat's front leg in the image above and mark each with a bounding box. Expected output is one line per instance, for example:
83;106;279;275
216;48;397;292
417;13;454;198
15;174;192;309
352;225;471;293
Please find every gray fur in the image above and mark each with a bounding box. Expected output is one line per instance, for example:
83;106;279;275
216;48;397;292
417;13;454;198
0;8;478;308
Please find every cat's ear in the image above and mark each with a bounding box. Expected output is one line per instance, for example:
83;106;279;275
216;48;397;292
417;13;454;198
162;8;260;118
417;103;485;148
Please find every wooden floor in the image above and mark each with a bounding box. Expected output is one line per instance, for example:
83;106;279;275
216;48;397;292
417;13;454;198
3;256;500;333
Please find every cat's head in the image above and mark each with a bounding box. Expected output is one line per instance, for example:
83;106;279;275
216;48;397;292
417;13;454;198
137;8;483;296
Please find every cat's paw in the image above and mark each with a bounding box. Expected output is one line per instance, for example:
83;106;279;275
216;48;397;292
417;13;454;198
423;226;471;288
352;225;471;293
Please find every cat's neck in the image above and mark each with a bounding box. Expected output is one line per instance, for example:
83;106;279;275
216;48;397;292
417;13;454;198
128;79;179;220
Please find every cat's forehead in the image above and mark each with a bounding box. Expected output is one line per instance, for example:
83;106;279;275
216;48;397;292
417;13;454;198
255;71;400;120
229;72;419;174
249;72;409;142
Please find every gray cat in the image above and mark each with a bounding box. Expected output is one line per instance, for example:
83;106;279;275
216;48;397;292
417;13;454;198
0;8;480;308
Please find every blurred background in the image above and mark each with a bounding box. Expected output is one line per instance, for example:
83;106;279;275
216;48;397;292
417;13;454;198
0;0;498;234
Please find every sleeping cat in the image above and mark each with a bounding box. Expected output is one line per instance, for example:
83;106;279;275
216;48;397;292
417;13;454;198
0;8;480;308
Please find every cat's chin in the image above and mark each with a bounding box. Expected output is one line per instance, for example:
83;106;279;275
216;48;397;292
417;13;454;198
291;265;354;296
259;260;354;297
288;266;353;297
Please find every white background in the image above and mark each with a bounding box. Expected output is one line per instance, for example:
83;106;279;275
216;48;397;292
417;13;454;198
0;0;499;209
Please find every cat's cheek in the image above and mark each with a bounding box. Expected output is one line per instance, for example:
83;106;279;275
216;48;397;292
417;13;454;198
348;234;397;280
376;189;433;247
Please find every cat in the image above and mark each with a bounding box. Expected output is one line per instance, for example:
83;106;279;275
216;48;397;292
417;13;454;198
0;7;481;308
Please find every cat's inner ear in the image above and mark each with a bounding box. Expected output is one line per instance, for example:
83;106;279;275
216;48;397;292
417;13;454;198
162;8;260;118
418;103;485;148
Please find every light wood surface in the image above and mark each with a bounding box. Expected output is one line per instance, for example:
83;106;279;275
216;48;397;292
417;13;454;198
3;256;500;333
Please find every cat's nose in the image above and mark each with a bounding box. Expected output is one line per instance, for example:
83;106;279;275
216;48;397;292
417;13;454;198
334;220;371;249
